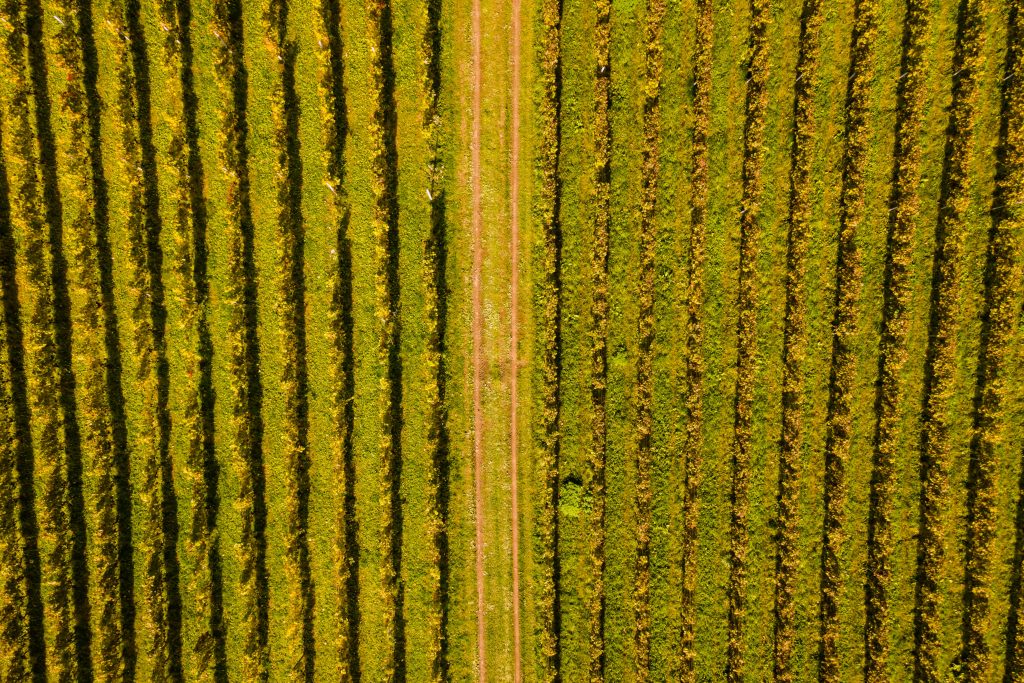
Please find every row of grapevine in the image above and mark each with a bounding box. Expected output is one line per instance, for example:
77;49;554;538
771;0;823;679
818;0;878;679
108;0;183;676
419;0;451;678
0;1;84;678
533;0;563;678
211;0;270;678
312;0;359;678
153;0;226;676
961;0;1024;678
631;0;665;677
264;0;316;678
996;1;1024;677
864;0;930;678
51;0;126;677
0;127;46;682
584;0;612;678
913;0;988;680
679;1;712;680
0;140;32;681
365;0;404;679
726;1;770;679
27;0;97;666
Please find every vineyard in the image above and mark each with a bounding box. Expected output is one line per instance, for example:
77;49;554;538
0;0;1022;681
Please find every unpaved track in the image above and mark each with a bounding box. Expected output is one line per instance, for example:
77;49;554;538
471;0;486;677
510;0;522;679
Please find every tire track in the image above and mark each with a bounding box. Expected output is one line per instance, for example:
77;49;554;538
772;1;823;679
510;0;522;677
864;0;930;678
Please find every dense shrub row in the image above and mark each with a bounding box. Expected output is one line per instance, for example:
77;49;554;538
817;1;878;680
632;0;665;678
419;0;450;678
0;3;80;679
211;0;270;678
771;1;823;680
726;1;770;679
533;0;562;679
585;0;611;680
911;1;988;680
365;1;404;679
264;1;316;678
863;0;929;679
679;2;712;680
154;0;225;677
51;0;125;678
312;0;359;679
959;0;1024;678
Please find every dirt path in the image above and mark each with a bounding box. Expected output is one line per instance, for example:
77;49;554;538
509;0;522;678
471;0;486;676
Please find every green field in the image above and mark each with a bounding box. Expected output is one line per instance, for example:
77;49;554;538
0;0;1023;680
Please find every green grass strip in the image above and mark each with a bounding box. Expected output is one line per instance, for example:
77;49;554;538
772;1;823;680
864;1;931;679
911;1;988;680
